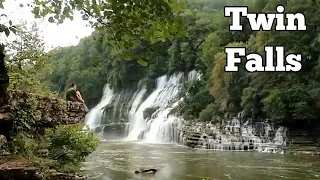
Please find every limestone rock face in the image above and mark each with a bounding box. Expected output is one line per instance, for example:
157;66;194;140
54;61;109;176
0;90;88;139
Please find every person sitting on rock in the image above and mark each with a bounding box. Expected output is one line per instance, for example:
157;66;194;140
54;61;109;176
76;88;85;103
66;83;77;102
75;86;89;112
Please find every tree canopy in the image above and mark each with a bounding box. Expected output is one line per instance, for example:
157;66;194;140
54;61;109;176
1;0;187;65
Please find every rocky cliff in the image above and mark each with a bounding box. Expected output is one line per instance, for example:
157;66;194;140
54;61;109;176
0;90;89;180
0;90;87;141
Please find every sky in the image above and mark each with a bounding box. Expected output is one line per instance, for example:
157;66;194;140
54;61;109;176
0;0;93;51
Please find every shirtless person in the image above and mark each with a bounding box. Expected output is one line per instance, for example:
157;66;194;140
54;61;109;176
76;89;85;103
75;85;89;112
66;83;89;112
66;83;77;102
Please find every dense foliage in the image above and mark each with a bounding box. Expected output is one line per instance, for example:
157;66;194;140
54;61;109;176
44;0;320;128
1;10;99;176
44;124;99;173
7;90;99;174
4;22;54;96
10;124;99;174
1;0;187;66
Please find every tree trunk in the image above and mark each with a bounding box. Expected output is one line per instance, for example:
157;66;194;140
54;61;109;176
0;44;11;140
0;44;9;107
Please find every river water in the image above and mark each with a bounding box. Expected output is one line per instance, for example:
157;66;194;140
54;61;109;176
82;140;320;180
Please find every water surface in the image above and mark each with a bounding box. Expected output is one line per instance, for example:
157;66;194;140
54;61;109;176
83;140;320;180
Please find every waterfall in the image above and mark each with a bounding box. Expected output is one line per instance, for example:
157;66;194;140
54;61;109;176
126;86;147;137
126;73;186;141
85;71;197;142
85;84;114;129
183;118;287;152
85;70;288;153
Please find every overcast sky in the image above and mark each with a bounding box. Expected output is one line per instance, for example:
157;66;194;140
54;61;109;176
0;0;93;51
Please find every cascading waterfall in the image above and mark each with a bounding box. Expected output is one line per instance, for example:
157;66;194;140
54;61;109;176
85;71;198;142
85;70;287;153
126;86;147;136
126;72;186;141
183;117;287;152
85;84;114;129
142;71;200;143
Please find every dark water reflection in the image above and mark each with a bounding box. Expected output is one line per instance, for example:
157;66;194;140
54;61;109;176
82;140;320;180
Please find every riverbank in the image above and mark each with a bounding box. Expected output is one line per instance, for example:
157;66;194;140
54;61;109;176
0;157;89;179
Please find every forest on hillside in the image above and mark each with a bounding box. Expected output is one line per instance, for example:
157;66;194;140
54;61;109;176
5;0;320;129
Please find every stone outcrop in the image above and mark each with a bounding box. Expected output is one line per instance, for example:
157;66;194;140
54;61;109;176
94;122;129;139
0;90;87;140
181;119;320;155
0;167;42;180
180;119;287;153
8;90;87;125
0;45;91;179
0;90;89;179
286;128;320;155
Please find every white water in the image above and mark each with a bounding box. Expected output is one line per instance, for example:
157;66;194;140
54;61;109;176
85;85;114;129
85;71;197;143
126;86;147;137
126;72;186;141
186;118;287;152
84;70;287;153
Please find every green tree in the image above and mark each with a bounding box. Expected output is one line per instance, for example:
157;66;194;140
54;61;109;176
5;21;53;96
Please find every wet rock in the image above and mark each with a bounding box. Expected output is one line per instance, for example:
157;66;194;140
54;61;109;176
49;173;87;180
0;166;42;180
134;168;158;174
138;131;144;140
0;134;7;147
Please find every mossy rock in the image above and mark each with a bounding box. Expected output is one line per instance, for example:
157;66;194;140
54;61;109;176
143;107;159;119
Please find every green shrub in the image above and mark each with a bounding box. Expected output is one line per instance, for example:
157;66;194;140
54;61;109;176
9;133;37;158
182;111;194;120
8;124;99;174
199;103;215;122
44;124;99;173
178;79;214;120
168;106;179;116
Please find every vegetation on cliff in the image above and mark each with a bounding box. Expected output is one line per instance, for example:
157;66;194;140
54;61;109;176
3;90;100;177
0;6;100;178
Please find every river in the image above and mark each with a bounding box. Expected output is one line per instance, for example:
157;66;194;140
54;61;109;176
82;140;320;180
